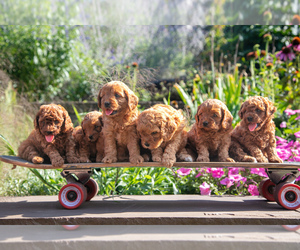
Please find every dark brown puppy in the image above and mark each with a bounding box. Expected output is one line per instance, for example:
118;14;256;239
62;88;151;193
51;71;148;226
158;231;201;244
230;96;283;163
188;99;234;162
98;81;143;164
18;104;79;167
73;111;104;163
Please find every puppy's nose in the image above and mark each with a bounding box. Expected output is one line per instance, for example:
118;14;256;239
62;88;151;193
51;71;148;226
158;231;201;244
247;116;253;122
144;142;150;147
203;121;208;127
104;102;111;108
46;131;53;135
89;135;93;140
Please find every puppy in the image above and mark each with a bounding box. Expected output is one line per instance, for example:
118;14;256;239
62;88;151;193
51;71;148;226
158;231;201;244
73;111;104;163
18;104;79;167
98;81;144;164
230;96;283;163
187;99;235;162
136;104;192;168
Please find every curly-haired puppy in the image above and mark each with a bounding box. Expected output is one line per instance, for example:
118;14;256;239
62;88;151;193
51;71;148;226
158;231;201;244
136;104;192;168
187;99;235;162
230;96;282;163
18;104;79;167
98;81;144;164
73;111;104;163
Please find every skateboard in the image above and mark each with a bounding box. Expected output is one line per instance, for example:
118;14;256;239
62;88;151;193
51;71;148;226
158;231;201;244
0;155;299;210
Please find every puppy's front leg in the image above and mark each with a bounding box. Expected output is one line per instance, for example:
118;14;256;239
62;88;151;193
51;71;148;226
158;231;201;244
247;145;268;163
44;145;64;167
162;133;182;168
151;147;163;162
266;136;283;163
102;128;118;163
79;140;91;163
196;144;210;162
218;137;235;162
127;127;144;164
95;137;104;162
66;137;81;163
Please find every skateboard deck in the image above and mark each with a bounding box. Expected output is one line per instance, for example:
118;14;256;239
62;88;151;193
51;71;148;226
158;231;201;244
1;155;299;170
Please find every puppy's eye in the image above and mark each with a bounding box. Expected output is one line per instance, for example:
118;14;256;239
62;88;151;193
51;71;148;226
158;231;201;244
115;93;120;98
255;109;262;113
213;114;218;118
54;120;59;125
151;131;158;135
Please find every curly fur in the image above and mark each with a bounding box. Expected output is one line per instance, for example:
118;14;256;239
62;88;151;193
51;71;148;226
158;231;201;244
230;96;283;163
136;104;192;168
187;99;234;162
73;111;104;163
97;81;143;164
18;104;79;167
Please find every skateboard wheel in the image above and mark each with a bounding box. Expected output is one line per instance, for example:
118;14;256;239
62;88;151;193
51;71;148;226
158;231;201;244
274;183;300;210
59;183;87;209
85;178;99;201
281;225;300;231
259;178;275;201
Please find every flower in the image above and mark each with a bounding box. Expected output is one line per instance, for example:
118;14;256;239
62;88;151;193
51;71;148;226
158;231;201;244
220;177;234;188
266;62;273;69
228;174;247;187
228;168;240;176
284;108;297;115
263;34;272;42
291;37;300;51
250;168;268;177
211;168;224;179
295;115;300;121
177;168;192;176
276;45;295;61
280;122;287;128
295;131;300;138
248;185;259;196
132;62;138;68
246;51;258;60
291;15;300;25
263;10;272;22
199;182;211;195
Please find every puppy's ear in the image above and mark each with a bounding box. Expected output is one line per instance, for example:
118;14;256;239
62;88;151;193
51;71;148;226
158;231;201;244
59;105;73;133
238;102;246;119
262;97;276;117
97;87;103;109
34;110;40;130
162;115;178;141
195;105;202;124
221;107;233;131
125;88;139;111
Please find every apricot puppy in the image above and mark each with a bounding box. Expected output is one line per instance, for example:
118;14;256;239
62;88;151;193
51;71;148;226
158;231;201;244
73;111;104;163
98;81;144;164
188;99;234;162
230;96;283;163
18;104;79;167
137;104;192;168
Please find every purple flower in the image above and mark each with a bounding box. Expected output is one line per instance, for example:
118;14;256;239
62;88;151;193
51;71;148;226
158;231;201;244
220;177;234;188
248;185;259;196
199;182;211;195
276;45;295;61
250;168;268;177
211;168;224;179
177;168;192;176
228;174;247;187
228;168;240;176
295;131;300;138
284;109;297;115
280;122;287;128
295;115;300;121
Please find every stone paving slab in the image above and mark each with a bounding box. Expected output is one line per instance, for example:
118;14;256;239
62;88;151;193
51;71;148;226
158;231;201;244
0;195;299;225
0;225;299;250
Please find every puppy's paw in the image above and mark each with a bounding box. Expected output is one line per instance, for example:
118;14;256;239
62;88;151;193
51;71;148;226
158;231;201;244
256;156;269;163
162;155;176;168
102;155;117;163
130;155;144;164
142;154;150;162
80;156;91;163
177;153;193;162
269;156;283;163
32;156;44;164
241;155;257;162
51;157;65;167
96;155;104;163
152;155;162;162
68;156;81;163
225;157;235;163
196;155;210;162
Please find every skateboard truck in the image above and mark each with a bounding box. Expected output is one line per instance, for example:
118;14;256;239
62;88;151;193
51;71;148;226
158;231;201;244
267;168;300;185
